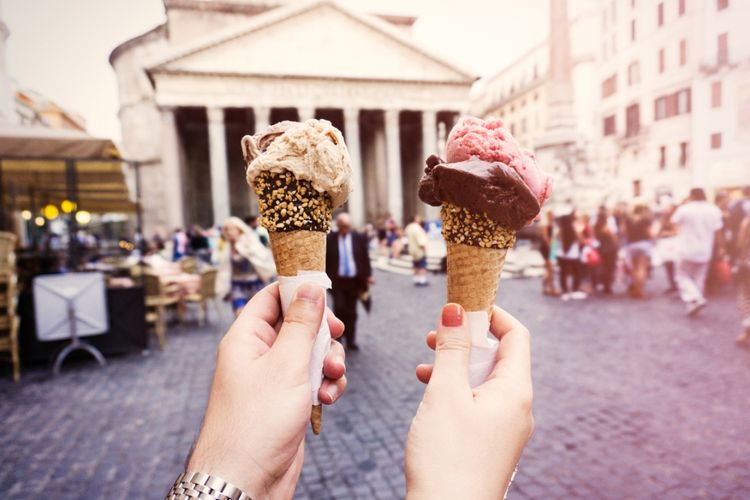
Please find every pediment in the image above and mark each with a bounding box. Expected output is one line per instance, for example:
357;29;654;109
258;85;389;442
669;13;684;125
150;1;473;83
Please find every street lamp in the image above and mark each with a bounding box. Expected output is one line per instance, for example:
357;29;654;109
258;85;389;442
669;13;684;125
43;204;59;220
34;216;45;227
61;199;77;214
75;210;91;225
21;210;32;220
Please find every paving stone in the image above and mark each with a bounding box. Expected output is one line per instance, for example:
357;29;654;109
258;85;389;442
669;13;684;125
0;270;748;498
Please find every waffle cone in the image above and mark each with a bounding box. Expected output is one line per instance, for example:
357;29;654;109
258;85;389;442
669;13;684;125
269;231;326;276
446;242;508;314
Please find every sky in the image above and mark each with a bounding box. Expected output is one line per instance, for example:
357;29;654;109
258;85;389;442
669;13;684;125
2;0;553;143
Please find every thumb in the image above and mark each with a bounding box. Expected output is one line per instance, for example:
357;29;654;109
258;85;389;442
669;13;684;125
430;303;471;389
271;283;325;377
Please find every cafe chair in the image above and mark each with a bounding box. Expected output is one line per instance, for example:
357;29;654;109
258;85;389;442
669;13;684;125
0;232;17;275
0;315;20;382
181;267;218;326
143;272;180;350
179;256;199;274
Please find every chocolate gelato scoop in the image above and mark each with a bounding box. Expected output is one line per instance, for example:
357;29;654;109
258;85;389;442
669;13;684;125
419;154;540;231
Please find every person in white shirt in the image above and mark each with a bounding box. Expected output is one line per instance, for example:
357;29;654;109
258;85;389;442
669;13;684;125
671;188;724;316
405;215;429;286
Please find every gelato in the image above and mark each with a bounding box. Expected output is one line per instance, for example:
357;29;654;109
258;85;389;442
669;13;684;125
444;116;552;206
244;119;352;209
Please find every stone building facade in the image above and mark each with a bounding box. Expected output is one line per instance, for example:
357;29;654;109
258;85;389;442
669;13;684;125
111;0;472;233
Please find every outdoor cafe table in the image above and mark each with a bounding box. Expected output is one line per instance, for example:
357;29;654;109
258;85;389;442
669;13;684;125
17;285;148;363
148;266;201;298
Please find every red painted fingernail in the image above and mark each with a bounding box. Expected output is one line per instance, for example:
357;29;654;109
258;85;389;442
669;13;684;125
441;303;463;327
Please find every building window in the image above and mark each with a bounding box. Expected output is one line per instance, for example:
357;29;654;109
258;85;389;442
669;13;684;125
679;39;687;65
631;19;637;41
602;74;617;98
679;0;686;15
711;133;722;149
717;33;728;65
521;118;527;133
654;88;691;120
680;142;688;167
659;146;667;169
612;0;617;22
628;61;640;85
626;104;640;137
658;2;664;26
717;0;728;10
711;81;722;107
659;48;666;73
603;115;616;136
533;64;538;79
631;0;636;8
510;123;516;135
633;179;642;197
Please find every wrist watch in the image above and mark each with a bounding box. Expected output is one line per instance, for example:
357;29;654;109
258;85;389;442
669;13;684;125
166;471;253;500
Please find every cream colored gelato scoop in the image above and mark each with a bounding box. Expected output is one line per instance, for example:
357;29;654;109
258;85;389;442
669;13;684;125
242;119;352;208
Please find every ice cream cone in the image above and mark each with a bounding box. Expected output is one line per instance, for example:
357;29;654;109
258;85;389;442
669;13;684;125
446;242;508;314
255;171;329;435
441;202;514;314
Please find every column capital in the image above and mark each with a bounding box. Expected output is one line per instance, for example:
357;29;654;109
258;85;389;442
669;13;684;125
206;106;225;124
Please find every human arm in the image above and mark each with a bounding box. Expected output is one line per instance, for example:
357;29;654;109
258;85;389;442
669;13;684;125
405;304;534;500
184;283;347;499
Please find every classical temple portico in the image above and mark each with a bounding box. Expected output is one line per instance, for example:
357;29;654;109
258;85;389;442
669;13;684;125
111;0;472;233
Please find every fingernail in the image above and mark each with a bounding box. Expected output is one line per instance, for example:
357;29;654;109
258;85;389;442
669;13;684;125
325;385;338;402
441;303;464;327
296;284;323;304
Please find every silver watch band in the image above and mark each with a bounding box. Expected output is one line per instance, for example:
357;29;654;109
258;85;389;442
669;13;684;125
166;471;253;500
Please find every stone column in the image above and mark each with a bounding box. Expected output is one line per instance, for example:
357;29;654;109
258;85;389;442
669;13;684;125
422;110;438;161
297;106;315;122
254;106;270;133
422;110;440;221
160;107;185;229
343;108;365;227
207;107;230;225
384;109;402;224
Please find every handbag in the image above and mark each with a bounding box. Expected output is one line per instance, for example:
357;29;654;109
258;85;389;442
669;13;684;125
713;258;732;285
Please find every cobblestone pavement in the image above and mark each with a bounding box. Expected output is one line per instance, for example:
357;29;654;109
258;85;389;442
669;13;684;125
1;270;749;499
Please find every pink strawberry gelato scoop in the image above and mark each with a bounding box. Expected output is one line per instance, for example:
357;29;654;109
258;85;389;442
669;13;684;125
445;116;552;205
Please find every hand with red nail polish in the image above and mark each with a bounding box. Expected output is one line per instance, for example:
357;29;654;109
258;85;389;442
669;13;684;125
405;304;534;500
187;282;347;499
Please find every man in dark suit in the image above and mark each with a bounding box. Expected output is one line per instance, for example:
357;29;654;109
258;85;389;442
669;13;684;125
326;212;373;351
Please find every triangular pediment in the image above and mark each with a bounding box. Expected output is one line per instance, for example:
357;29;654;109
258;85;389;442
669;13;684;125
150;1;473;83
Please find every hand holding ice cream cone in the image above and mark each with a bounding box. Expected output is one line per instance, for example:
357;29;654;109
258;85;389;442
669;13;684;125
242;119;352;434
419;116;552;387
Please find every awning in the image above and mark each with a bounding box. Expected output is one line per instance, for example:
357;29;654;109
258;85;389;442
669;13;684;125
0;124;135;214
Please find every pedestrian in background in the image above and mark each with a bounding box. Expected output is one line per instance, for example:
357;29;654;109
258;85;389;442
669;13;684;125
244;215;270;247
733;205;750;345
326;212;373;351
405;214;429;287
656;205;679;294
171;227;188;261
539;209;559;296
221;217;276;316
624;202;654;299
556;209;586;300
594;206;618;294
671;188;724;316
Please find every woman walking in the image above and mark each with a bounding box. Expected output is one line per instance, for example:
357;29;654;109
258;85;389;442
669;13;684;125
734;209;750;345
556;210;586;300
539;210;559;296
222;217;276;316
624;203;654;299
594;207;619;294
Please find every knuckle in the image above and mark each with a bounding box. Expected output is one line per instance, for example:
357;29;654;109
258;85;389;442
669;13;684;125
436;334;469;353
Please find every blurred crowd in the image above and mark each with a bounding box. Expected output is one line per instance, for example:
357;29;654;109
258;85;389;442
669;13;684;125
537;187;750;344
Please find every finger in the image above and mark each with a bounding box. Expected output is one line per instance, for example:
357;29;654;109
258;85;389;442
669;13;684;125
327;309;345;340
416;363;433;384
488;306;531;379
425;330;436;351
238;282;280;326
319;375;347;405
322;340;346;380
430;303;471;391
270;284;325;373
